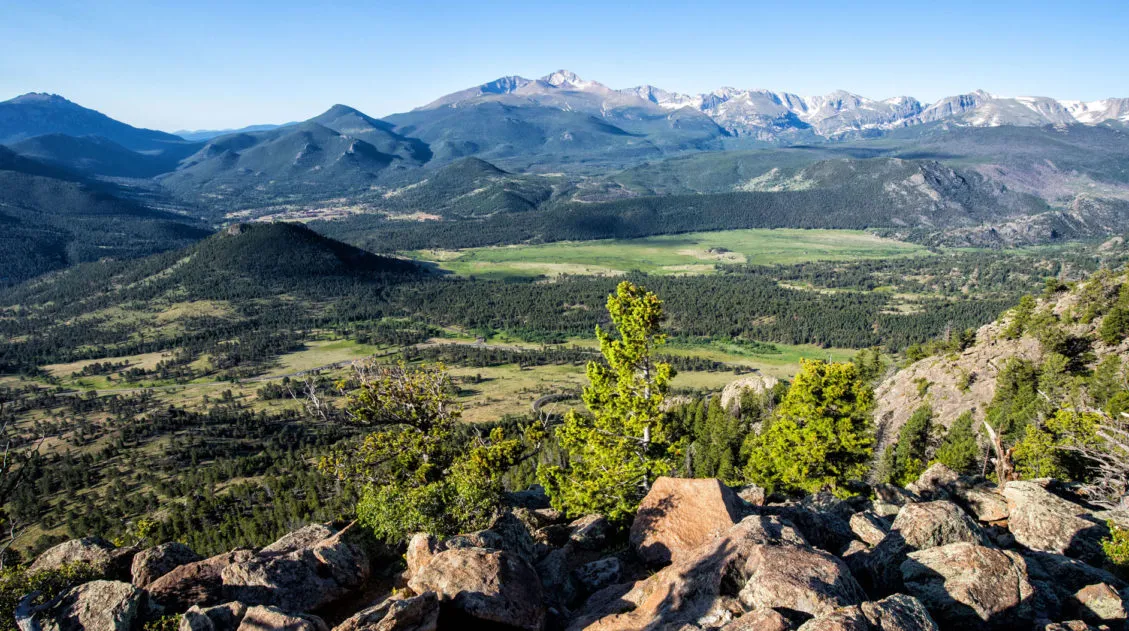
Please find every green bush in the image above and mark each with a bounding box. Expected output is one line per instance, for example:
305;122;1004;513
1103;521;1129;579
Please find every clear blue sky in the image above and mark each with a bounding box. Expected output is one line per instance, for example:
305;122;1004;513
2;0;1126;132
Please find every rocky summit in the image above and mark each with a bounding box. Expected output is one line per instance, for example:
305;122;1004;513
14;471;1128;631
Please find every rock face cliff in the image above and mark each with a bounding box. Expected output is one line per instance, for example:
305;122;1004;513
873;273;1129;457
22;471;1129;631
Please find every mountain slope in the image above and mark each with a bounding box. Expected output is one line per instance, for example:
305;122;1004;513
0;146;209;285
9;133;183;178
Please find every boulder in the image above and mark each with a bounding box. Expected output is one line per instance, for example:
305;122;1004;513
222;525;370;612
1040;623;1103;631
259;524;336;556
631;477;744;565
738;543;867;618
573;557;621;594
797;607;870;631
852;501;989;597
720;608;792;630
407;547;544;631
901;542;1035;627
1073;583;1127;624
850;512;890;547
905;464;959;499
405;533;441;577
890;501;990;550
132;542;202;587
179;602;247;631
952;485;1009;523
762;496;856;554
735;484;767;507
569;514;612;550
30;537;126;579
39;580;142;631
873;485;920;518
237;605;328;631
859;594;940;631
571;516;819;630
333;592;440;631
536;547;577;608
1003;481;1110;563
148;549;255;612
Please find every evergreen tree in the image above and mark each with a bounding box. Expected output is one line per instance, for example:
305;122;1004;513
881;405;933;486
742;360;874;497
934;412;980;474
538;281;680;522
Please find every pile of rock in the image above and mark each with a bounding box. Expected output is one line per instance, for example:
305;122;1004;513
21;465;1129;630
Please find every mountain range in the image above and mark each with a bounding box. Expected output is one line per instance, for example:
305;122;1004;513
1;71;1129;285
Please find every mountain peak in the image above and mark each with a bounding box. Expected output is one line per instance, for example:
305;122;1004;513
5;92;74;106
542;70;597;90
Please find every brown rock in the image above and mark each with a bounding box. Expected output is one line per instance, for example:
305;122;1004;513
569;514;611;550
307;522;371;590
630;477;744;566
570;516;816;631
148;549;254;612
39;580;142;631
179;602;247;631
237;605;328;631
405;533;440;578
1003;481;1109;563
260;524;336;556
859;594;940;631
573;557;621;595
332;592;439;631
796;607;870;631
30;537;118;577
906;463;960;499
953;485;1009;522
720;608;793;631
735;484;767;507
890;501;990;550
132;542;202;587
738;543;867;618
901;542;1035;627
407;547;544;631
850;512;890;547
1073;583;1127;624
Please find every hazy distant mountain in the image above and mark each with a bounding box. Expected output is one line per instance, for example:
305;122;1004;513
173;124;287;141
9;133;187;178
158;105;432;207
0;93;193;152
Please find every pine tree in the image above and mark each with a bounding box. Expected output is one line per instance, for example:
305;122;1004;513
881;405;933;486
538;281;680;523
934;412;980;474
742;360;874;497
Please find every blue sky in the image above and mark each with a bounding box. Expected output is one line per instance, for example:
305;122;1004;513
1;0;1126;131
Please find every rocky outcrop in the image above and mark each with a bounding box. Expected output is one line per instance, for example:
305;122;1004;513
850;512;890;547
237;605;328;631
569;514;611;550
890;501;990;550
179;602;247;631
221;523;370;612
407;547;545;631
131;542;202;587
629;476;744;565
38;580;143;631
905;464;960;500
901;542;1036;627
1072;583;1127;625
1003;481;1110;563
721;374;780;414
148;549;255;612
29;537;133;580
333;592;440;631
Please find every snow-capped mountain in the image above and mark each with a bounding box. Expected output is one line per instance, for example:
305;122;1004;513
416;70;1129;140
